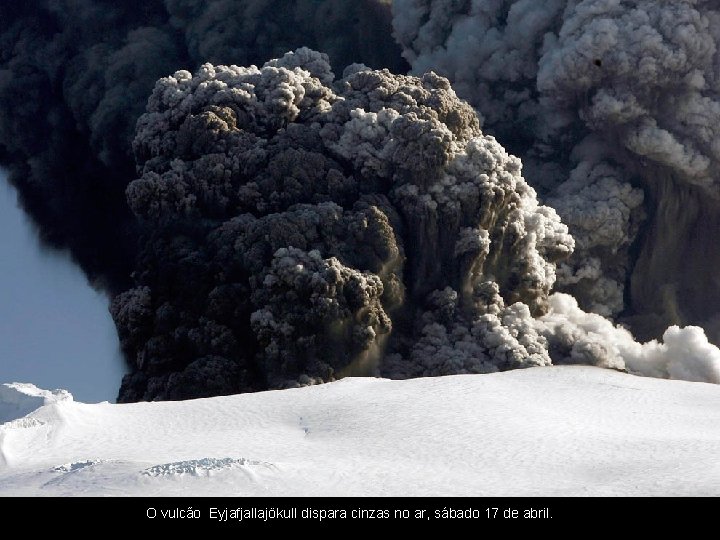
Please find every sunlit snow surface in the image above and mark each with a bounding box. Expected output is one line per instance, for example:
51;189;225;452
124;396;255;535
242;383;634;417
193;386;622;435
1;367;719;496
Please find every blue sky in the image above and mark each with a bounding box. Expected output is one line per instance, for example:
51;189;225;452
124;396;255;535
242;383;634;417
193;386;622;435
0;169;125;402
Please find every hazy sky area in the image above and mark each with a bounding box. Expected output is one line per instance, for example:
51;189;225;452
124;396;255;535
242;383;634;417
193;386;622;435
0;169;125;402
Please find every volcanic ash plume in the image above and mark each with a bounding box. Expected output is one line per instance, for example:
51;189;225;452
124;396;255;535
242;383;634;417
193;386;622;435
392;0;720;341
5;1;720;401
0;0;405;293
112;48;579;400
114;48;720;401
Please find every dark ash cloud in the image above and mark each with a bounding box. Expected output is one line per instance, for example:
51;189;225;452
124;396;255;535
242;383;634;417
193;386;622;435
392;0;720;342
0;0;406;293
3;1;720;400
112;49;576;400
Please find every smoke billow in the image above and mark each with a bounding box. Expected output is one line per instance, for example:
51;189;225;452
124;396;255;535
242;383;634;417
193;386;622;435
112;49;581;400
538;294;720;384
0;0;406;292
3;1;720;401
392;0;720;341
115;47;720;400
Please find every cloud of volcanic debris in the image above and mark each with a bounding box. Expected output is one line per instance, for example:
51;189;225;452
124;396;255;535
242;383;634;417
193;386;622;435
0;0;405;292
114;48;720;401
3;2;720;400
112;48;579;400
392;0;720;342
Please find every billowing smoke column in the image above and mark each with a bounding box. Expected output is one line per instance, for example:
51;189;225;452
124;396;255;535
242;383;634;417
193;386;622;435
112;48;580;400
3;1;720;401
0;0;405;292
115;48;720;401
392;0;720;341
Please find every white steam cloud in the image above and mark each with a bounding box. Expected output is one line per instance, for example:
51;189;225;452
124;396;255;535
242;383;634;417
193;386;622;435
540;294;720;384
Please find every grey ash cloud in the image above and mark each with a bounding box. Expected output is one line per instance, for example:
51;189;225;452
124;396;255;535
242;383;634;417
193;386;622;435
0;0;405;292
392;0;720;341
3;1;720;400
113;49;576;400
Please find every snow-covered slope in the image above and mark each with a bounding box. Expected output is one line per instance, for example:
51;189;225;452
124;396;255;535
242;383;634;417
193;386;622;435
0;383;72;424
1;367;718;496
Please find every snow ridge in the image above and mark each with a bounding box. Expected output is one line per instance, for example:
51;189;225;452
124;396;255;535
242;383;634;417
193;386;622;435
1;367;719;496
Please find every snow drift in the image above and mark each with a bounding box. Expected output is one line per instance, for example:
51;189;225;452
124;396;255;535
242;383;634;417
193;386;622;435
0;383;72;424
1;368;719;496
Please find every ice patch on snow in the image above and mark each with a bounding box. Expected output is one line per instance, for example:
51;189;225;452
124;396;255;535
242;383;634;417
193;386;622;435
52;460;103;473
0;383;73;424
41;459;118;491
3;417;45;429
142;458;270;478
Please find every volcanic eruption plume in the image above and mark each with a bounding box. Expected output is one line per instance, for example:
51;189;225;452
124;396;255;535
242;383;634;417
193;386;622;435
392;0;720;341
0;0;406;292
113;48;578;399
2;1;720;401
114;48;720;400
